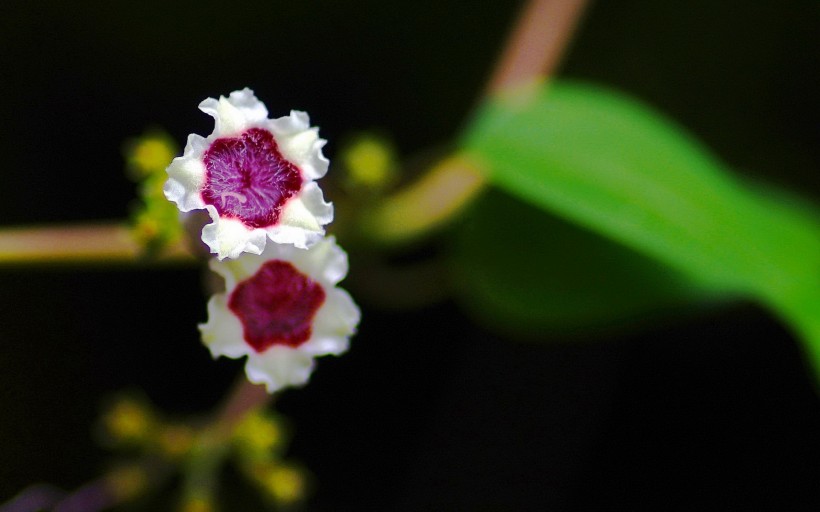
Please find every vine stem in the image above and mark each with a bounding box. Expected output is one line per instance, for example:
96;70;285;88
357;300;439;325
359;0;589;246
0;223;193;264
212;377;272;437
487;0;588;95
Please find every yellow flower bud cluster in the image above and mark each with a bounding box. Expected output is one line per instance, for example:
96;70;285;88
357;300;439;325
99;395;194;460
123;130;184;254
98;395;307;509
232;410;308;506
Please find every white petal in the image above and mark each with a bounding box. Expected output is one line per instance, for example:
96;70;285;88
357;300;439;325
279;196;323;232
164;156;206;212
226;88;269;120
267;226;321;251
301;289;359;357
199;295;249;359
269;110;310;135
304;137;330;179
199;88;268;136
210;252;261;286
207;256;240;291
267;111;329;180
318;288;361;335
298;181;334;226
289;236;348;285
319;242;350;285
300;335;350;357
201;209;267;260
183;133;209;157
266;185;331;249
278;129;329;180
163;178;187;205
245;347;315;393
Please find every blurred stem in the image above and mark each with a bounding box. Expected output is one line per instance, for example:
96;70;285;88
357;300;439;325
0;485;64;512
358;155;486;244
178;380;271;510
361;0;588;247
213;379;272;439
486;0;588;96
0;222;194;265
49;460;170;512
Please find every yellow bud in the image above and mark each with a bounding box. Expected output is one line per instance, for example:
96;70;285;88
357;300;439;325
263;466;305;504
128;136;176;176
234;411;282;454
341;135;397;191
179;497;215;512
103;398;154;443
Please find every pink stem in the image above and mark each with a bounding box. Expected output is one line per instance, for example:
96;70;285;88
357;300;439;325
486;0;588;94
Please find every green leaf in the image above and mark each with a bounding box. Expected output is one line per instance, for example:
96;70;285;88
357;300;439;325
460;80;820;375
450;189;724;338
462;81;820;294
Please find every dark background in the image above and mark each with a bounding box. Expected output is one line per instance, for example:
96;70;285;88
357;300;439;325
1;0;819;509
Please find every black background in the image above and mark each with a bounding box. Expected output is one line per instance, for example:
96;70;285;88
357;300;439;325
1;0;819;509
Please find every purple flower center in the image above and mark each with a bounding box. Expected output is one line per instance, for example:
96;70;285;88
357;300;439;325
201;128;303;229
228;260;326;353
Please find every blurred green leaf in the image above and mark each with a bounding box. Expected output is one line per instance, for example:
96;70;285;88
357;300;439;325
462;81;820;294
450;189;724;338
460;81;820;376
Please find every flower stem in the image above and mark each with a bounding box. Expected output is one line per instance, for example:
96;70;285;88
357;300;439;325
213;379;272;438
49;460;170;512
0;485;64;512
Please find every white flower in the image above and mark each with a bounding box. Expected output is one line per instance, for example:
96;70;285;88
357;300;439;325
200;236;360;393
164;88;333;259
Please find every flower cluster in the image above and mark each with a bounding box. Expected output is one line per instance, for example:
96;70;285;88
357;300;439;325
165;89;359;393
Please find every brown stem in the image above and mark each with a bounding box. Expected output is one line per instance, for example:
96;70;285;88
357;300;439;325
486;0;589;95
0;485;64;512
0;222;193;265
212;379;272;437
359;0;590;248
49;460;170;512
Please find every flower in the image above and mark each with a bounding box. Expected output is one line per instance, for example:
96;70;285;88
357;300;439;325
164;88;333;259
200;236;360;393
